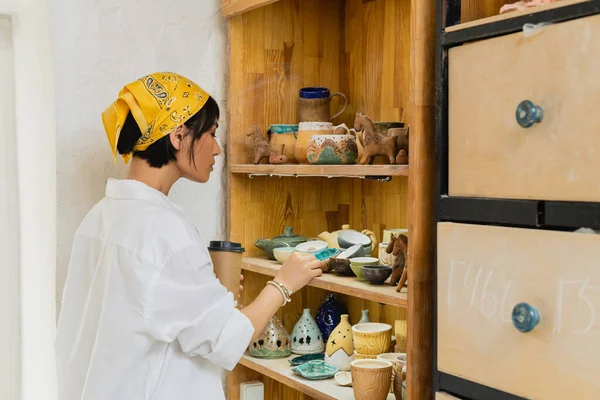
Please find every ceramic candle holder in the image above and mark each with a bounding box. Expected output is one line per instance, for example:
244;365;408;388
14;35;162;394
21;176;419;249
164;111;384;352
291;308;325;354
352;322;392;356
351;359;393;400
248;315;291;359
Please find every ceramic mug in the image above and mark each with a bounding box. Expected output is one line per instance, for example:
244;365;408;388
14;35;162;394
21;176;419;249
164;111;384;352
298;87;348;123
378;242;394;266
295;122;349;164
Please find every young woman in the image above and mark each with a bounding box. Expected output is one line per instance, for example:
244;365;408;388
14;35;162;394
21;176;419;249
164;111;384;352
55;72;322;400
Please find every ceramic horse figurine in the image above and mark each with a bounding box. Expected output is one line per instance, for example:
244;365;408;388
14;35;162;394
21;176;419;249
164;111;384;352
353;112;397;165
386;233;408;290
245;125;274;164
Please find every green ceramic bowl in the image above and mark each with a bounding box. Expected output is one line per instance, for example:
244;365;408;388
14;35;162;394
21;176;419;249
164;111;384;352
349;257;378;280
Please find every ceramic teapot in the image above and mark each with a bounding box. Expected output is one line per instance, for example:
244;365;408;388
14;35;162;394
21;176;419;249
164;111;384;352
254;226;307;260
318;225;378;256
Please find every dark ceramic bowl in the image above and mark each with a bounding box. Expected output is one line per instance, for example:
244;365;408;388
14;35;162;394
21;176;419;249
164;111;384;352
361;265;393;285
330;258;354;276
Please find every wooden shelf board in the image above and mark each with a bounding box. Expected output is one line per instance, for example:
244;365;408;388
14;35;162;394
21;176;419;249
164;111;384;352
230;164;409;177
243;257;408;307
239;354;395;400
445;0;588;32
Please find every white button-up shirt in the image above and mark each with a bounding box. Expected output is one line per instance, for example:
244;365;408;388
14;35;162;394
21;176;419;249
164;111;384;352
56;179;254;400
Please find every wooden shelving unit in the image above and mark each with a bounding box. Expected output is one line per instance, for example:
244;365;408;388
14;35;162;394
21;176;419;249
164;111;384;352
239;355;395;400
230;164;409;178
243;257;408;307
221;0;436;398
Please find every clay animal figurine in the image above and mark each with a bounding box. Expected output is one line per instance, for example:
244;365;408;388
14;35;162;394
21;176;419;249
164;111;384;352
388;127;409;165
246;125;271;164
386;233;408;291
353;112;397;165
269;144;288;164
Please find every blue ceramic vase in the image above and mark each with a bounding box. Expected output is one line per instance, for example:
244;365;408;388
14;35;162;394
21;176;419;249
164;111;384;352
315;293;348;342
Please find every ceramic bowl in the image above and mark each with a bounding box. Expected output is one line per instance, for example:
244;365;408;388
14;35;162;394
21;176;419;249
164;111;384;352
330;258;354;276
273;247;296;263
353;350;378;360
314;247;339;261
338;230;372;248
351;359;394;400
306;134;358;165
350;257;378;280
350;264;366;280
291;360;339;380
352;323;393;356
377;352;405;364
361;265;392;285
334;371;352;387
337;244;365;259
295;240;328;254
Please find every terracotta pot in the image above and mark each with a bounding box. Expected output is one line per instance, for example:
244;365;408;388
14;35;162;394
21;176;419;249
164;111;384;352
351;359;393;400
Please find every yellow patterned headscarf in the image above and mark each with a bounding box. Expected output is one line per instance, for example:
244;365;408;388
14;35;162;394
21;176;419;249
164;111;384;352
101;72;210;163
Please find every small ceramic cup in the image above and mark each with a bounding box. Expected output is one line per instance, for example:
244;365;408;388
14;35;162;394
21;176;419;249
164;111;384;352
273;247;296;263
351;359;393;400
352;322;392;356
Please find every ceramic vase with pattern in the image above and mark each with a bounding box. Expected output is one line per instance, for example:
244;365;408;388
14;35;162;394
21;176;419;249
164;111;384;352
315;293;348;342
324;314;354;371
248;315;291;359
291;308;325;354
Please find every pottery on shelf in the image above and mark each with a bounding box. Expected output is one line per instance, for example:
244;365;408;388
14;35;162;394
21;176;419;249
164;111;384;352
306;134;358;165
273;247;296;264
298;87;348;123
324;314;354;371
337;244;365;259
295;240;328;254
295;121;344;164
291;308;325;354
351;359;394;400
382;228;408;244
377;353;406;395
291;360;339;380
353;350;378;360
359;309;371;323
267;124;298;164
354;112;398;165
334;371;352;387
350;257;379;280
378;242;394;266
362;265;393;285
329;258;354;276
248;315;291;359
254;226;307;260
352;322;393;356
288;353;324;366
338;228;378;256
315;294;348;342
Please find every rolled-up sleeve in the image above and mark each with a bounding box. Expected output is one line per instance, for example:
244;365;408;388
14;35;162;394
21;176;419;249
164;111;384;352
142;244;255;371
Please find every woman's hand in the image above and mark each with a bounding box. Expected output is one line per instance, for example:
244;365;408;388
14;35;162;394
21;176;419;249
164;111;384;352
239;274;244;300
274;252;322;293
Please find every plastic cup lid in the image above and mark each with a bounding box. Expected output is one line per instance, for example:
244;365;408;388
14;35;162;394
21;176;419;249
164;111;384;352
207;240;245;253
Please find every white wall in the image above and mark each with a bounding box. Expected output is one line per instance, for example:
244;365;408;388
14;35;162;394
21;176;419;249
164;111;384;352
50;0;229;310
0;15;20;400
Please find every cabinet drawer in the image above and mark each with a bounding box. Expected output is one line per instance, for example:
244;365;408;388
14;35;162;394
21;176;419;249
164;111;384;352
448;14;600;202
437;223;600;399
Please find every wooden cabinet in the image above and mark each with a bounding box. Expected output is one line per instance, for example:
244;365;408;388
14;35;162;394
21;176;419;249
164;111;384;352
435;1;600;399
221;0;436;398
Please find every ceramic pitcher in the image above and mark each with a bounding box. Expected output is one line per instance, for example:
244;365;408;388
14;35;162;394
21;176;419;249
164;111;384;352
298;87;348;123
324;314;354;371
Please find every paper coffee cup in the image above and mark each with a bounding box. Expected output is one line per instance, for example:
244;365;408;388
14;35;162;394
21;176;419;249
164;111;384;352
208;241;245;299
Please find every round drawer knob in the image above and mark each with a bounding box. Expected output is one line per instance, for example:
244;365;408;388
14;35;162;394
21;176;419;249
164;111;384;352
512;303;540;333
516;100;544;128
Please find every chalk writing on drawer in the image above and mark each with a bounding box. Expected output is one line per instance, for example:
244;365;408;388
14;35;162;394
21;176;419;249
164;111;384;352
444;259;600;336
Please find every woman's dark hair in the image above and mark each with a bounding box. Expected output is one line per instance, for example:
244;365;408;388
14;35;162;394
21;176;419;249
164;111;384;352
117;96;220;168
